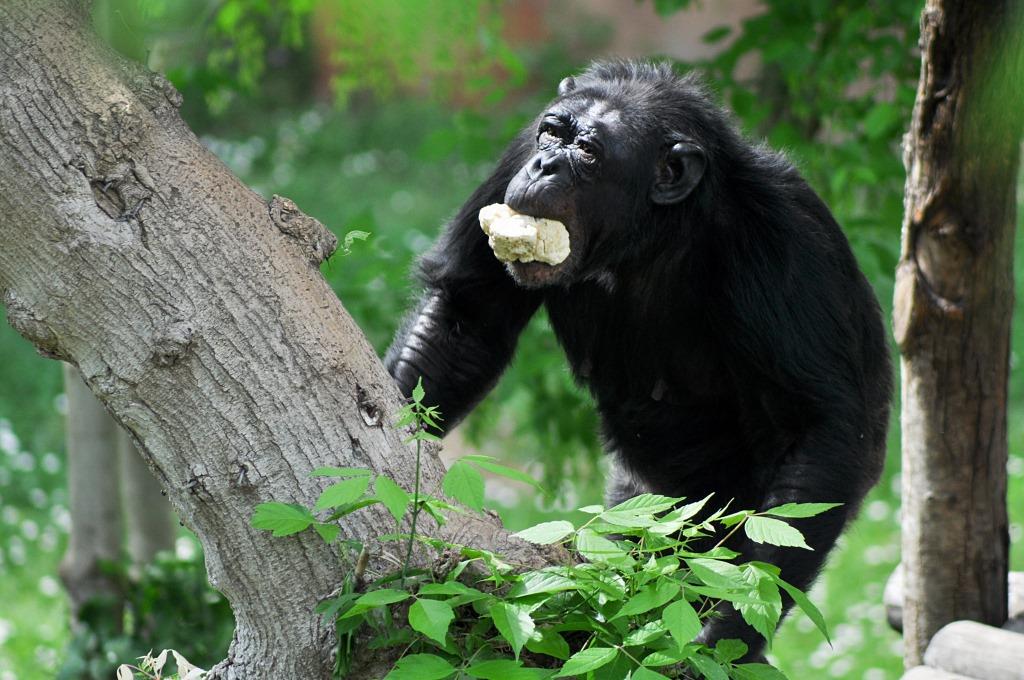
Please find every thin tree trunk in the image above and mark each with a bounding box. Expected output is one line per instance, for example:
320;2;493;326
0;1;554;677
893;0;1023;667
120;428;177;566
59;364;123;624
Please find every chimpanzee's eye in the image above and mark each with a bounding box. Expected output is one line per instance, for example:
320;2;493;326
538;117;570;145
576;139;599;161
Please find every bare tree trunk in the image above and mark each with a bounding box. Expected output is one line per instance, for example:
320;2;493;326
59;364;123;624
893;0;1023;667
0;1;553;677
119;428;177;566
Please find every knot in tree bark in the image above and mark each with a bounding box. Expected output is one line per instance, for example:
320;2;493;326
268;195;338;265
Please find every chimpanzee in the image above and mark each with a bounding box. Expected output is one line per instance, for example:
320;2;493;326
385;60;892;655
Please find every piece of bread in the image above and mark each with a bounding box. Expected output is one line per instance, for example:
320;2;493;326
478;204;570;265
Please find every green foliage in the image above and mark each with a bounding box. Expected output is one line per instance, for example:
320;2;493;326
93;0;318;116
253;400;836;680
325;0;524;107
688;0;923;300
649;0;695;17
59;552;232;679
341;494;829;677
339;230;370;256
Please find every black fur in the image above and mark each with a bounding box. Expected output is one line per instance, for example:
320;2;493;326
386;60;892;655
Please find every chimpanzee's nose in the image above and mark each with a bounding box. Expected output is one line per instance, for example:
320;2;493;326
527;151;565;180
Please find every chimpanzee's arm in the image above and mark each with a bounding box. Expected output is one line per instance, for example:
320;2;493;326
385;132;542;432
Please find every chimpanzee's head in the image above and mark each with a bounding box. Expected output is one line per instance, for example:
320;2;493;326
502;61;711;288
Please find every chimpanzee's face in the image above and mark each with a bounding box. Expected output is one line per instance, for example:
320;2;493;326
503;77;706;288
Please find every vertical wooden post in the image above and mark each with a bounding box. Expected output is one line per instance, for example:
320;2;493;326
120;430;177;566
893;0;1023;667
59;365;123;624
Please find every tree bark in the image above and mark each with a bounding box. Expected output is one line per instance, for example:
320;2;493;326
0;1;553;677
893;0;1023;667
60;364;124;624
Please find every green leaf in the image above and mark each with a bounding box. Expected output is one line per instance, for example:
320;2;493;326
661;599;701;651
509;570;575;597
408;599;454;645
251;502;314;536
575;528;627;563
687;654;729;680
310;466;372;478
674;493;714;522
216;1;242;31
713;638;748;664
651;0;692;17
384;653;455;680
614;579;679;619
702;25;732;44
641;649;689;667
735;568;782;645
395;405;417;429
315;476;371;511
418;581;479;597
490;602;535;659
462;455;543;489
514;521;575;545
762;503;841;519
355;589;411;607
442;461;485;511
623;621;667;646
600;511;659;528
744;516;811;549
685;584;765;605
863;102;901;140
580;568;627;600
777;578;830;644
731;662;790;680
719;510;753;527
556;647;618;677
465;659;550;679
687;558;745;589
421;498;454;525
412;377;426;404
342;229;370;254
375;476;410;522
631;667;671;680
341;589;410;618
323;497;381;521
313;522;340;543
525;627;570;660
608;493;678;514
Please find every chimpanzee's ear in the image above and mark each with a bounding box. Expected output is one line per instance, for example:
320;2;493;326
651;141;706;205
558;76;576;96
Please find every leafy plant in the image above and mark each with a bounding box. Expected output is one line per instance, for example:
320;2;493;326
116;648;205;680
252;390;835;679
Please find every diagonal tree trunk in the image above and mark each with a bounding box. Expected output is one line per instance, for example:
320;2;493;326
0;1;553;677
893;0;1023;667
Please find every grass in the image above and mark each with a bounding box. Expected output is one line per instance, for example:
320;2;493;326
0;98;1021;679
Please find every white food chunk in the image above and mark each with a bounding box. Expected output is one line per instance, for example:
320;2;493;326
478;203;570;265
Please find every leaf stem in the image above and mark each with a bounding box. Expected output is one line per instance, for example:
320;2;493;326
402;437;423;584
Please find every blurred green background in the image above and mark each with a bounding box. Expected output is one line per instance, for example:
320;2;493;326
0;0;1021;678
